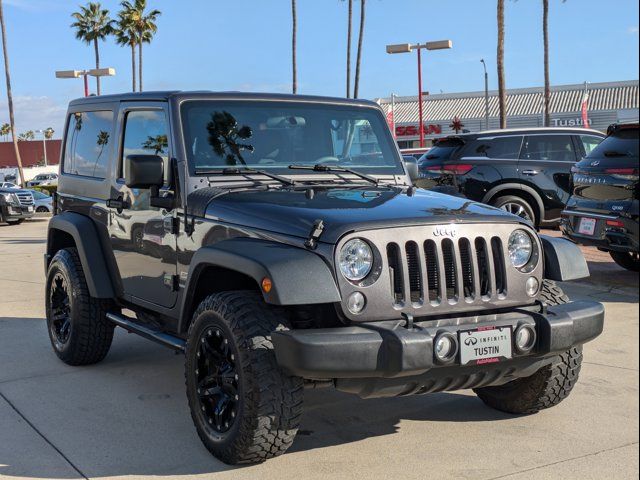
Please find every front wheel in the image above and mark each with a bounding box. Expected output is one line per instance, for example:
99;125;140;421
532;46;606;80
610;251;640;272
473;280;582;414
491;195;537;225
185;291;303;465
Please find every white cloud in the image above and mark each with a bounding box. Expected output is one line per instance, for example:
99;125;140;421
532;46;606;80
629;26;639;35
0;95;67;138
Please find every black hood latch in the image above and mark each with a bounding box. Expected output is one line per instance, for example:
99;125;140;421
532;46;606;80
304;219;325;250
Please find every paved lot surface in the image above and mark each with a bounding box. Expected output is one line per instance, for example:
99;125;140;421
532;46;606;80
1;218;638;480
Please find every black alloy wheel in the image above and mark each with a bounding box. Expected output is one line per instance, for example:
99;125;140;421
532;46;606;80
49;272;72;347
194;326;240;434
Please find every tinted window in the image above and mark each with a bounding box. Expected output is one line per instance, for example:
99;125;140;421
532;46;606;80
63;110;114;178
587;127;639;160
461;136;522;159
520;135;576;162
419;145;459;162
181;101;402;174
580;135;602;156
121;110;169;182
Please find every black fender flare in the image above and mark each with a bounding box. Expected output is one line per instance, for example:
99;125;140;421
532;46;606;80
179;238;341;331
540;235;590;281
47;212;117;298
481;183;546;221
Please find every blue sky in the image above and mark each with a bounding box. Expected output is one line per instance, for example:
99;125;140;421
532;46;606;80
1;0;638;136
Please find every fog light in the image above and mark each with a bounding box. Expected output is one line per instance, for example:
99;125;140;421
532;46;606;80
434;332;458;363
525;277;539;297
346;292;366;314
515;325;536;353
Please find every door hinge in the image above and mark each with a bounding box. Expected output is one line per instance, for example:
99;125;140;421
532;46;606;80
304;219;325;250
163;274;179;291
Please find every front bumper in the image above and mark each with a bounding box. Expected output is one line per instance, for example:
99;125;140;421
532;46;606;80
1;204;34;221
561;210;639;253
272;300;604;397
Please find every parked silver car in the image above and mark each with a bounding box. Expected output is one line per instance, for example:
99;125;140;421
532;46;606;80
31;190;53;213
27;173;58;188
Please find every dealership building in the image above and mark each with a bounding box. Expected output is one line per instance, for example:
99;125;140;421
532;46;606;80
376;80;639;149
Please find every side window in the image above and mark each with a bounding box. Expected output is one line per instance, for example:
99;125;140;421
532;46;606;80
520;135;576;162
461;136;522;159
62;110;114;178
121;109;169;183
579;135;602;157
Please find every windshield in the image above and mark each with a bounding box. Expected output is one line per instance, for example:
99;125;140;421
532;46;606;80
586;127;639;160
180;100;403;175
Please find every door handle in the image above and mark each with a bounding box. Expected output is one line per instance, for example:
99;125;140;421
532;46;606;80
522;170;540;176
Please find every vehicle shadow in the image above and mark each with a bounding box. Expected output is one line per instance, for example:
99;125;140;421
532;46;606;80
0;317;513;479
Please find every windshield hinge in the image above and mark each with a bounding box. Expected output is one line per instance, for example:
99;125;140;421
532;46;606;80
304;219;325;250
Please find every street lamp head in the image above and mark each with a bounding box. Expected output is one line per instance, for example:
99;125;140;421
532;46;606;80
386;43;412;54
55;70;83;79
88;67;116;77
425;40;452;51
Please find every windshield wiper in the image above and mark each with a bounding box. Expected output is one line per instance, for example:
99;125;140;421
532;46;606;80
196;167;296;186
288;164;379;186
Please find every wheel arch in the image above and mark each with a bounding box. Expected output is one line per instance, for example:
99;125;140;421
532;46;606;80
178;238;341;333
482;183;545;225
47;212;117;298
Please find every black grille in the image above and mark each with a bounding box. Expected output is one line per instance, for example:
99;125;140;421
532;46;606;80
387;236;507;306
387;243;404;304
405;241;422;303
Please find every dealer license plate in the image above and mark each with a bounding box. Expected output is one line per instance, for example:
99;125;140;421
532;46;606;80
459;327;512;365
27;206;34;213
578;217;597;236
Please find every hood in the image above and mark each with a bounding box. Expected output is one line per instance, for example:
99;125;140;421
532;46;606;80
200;186;524;243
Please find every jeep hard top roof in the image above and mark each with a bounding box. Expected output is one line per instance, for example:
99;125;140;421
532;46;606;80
68;91;381;109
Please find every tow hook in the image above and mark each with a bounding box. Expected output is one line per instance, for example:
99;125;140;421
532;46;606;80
305;219;325;249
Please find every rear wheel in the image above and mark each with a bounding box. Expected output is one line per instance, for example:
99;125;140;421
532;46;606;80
609;251;640;272
473;280;582;414
185;291;303;464
491;195;536;224
45;248;115;365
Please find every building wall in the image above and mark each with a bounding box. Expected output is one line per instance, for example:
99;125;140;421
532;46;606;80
0;140;62;168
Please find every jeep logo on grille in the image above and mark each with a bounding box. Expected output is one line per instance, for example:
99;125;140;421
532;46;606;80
433;225;458;238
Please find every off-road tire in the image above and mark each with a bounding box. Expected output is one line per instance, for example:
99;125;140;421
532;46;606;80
491;195;537;225
185;291;303;465
473;280;582;414
45;248;115;365
609;251;640;272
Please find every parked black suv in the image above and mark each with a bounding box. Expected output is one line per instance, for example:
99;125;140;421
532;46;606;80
45;92;604;464
0;186;35;224
415;128;605;227
561;123;639;271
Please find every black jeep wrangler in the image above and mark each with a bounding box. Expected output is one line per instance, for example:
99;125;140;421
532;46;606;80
45;92;604;465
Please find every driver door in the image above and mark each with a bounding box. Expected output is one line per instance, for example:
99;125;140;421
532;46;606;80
107;103;178;308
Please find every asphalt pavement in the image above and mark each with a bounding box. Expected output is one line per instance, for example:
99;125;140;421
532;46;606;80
0;218;638;480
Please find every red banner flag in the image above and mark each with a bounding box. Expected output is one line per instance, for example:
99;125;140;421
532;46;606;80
581;92;590;128
386;109;395;138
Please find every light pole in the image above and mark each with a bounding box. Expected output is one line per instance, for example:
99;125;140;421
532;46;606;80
35;129;48;167
55;68;116;97
480;59;490;130
386;40;452;148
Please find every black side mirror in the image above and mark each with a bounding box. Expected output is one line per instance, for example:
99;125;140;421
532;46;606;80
402;156;419;182
124;154;164;189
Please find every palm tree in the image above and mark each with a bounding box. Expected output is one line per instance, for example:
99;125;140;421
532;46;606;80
120;0;160;92
352;0;366;99
18;130;35;141
115;7;137;92
497;0;507;128
0;122;9;141
291;0;297;94
71;2;114;96
345;0;353;98
44;127;55;140
0;0;25;187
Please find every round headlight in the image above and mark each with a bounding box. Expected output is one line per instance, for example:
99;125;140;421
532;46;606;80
339;238;373;281
508;229;533;268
